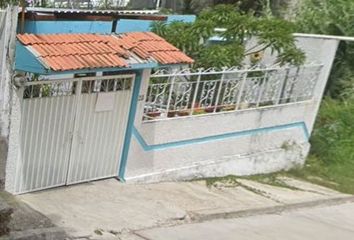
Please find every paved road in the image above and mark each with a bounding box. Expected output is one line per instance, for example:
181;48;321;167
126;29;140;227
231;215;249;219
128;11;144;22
136;202;354;240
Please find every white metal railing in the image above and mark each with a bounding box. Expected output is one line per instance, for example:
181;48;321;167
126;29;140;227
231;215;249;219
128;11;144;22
22;74;134;99
143;64;323;121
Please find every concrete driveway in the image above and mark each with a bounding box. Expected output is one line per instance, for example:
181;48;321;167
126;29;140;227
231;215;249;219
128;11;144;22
17;177;351;239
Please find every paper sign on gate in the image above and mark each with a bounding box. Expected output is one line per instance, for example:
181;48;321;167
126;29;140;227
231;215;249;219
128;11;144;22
95;92;115;112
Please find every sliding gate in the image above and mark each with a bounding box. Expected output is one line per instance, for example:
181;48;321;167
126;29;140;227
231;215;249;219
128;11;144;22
13;74;135;193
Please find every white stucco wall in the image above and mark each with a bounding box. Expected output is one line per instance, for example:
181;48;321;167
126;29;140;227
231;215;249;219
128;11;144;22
3;35;340;192
124;36;339;183
0;7;18;188
0;7;17;138
4;89;22;193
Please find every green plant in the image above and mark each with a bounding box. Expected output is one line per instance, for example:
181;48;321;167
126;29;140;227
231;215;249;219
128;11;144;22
287;98;354;194
97;0;113;10
310;98;354;165
296;0;354;99
0;0;18;8
152;4;305;69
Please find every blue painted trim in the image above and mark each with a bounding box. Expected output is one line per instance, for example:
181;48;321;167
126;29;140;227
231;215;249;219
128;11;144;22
118;70;143;180
23;20;113;34
44;62;158;75
166;15;196;23
15;42;49;74
15;44;158;75
132;122;310;152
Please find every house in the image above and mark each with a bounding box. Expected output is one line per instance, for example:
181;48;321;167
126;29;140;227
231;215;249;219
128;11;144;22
11;30;194;193
2;8;340;194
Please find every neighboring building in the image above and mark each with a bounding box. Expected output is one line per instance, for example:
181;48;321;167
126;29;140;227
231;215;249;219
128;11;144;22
30;0;131;9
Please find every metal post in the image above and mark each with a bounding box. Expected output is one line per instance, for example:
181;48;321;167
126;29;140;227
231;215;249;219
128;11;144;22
156;0;161;9
256;71;268;107
15;86;25;192
235;71;248;110
293;67;305;102
309;65;324;100
277;68;290;105
287;67;301;103
66;79;82;184
190;69;202;115
214;67;227;113
165;72;176;118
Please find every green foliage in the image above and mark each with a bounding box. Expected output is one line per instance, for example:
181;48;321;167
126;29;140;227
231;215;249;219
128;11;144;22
152;4;305;68
296;0;354;99
0;0;18;8
310;98;354;165
198;44;245;68
287;98;354;194
177;0;267;15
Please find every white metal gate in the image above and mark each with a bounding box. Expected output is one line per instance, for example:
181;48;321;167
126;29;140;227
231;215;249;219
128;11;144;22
14;74;134;193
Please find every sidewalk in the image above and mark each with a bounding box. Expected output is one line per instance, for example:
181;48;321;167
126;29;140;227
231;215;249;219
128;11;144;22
17;177;353;240
0;190;67;240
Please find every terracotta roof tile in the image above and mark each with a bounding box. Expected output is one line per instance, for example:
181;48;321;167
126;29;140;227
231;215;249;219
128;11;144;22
17;32;194;72
118;32;193;65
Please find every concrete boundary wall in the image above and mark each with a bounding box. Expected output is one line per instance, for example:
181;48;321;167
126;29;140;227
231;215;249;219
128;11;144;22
124;36;339;183
2;34;341;193
0;6;17;189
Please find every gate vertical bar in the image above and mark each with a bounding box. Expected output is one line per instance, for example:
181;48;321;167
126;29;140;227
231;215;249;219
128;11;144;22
165;73;176;115
190;69;202;115
214;67;226;113
256;71;268;107
119;72;140;180
235;72;248;110
277;68;290;105
66;79;83;184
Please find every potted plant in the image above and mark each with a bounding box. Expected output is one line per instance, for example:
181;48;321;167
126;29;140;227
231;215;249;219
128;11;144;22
222;104;236;111
177;109;190;116
192;108;205;115
167;110;177;118
237;102;249;110
205;106;222;113
259;100;274;107
146;108;161;119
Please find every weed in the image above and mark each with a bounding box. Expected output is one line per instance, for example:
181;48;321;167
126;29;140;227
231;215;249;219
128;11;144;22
94;229;103;235
239;174;299;191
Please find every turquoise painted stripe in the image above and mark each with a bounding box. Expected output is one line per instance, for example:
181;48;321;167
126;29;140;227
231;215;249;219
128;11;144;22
118;70;143;180
132;122;310;152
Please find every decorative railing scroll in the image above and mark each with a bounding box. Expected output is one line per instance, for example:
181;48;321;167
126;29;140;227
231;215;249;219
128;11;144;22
143;64;323;121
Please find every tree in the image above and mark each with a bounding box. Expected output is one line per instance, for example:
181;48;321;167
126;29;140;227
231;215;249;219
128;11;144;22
0;0;18;8
152;4;305;68
297;0;354;99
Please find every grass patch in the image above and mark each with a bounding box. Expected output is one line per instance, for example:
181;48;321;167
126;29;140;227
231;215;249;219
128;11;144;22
203;173;297;191
201;98;354;194
94;229;103;235
286;98;354;194
286;155;354;194
239;174;299;190
204;175;239;187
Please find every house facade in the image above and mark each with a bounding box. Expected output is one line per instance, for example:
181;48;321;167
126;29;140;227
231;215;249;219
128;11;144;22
2;8;340;194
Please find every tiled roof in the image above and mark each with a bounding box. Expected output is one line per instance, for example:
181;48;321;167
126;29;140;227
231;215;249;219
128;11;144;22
17;32;194;72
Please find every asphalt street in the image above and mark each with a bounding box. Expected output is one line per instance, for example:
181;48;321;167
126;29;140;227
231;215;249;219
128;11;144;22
136;202;354;240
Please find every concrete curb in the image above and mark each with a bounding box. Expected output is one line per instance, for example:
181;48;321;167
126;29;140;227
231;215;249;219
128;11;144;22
127;195;354;240
190;196;354;223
